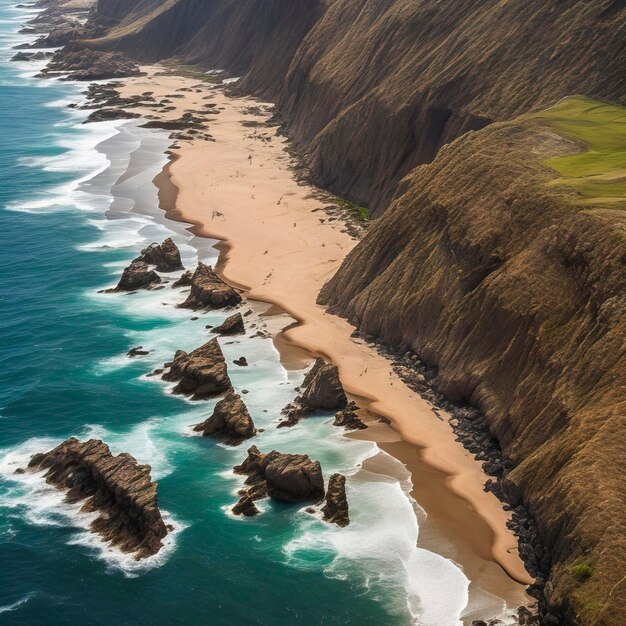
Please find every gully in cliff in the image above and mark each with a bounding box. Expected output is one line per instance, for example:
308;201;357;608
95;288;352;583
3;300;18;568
22;438;171;560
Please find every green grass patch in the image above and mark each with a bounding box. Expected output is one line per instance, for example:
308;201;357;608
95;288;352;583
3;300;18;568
569;560;596;582
528;96;626;208
332;196;370;220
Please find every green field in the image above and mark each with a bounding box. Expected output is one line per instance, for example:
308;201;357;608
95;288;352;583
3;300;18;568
529;96;626;208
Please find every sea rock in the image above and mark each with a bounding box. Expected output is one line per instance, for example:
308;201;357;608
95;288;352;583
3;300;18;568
193;391;256;444
25;438;169;559
162;337;231;399
233;446;325;507
179;262;242;310
212;313;245;335
322;473;350;527
279;358;348;427
85;108;141;123
233;357;248;367
108;260;161;292
333;401;368;430
128;346;149;358
232;494;259;517
172;270;193;288
134;238;183;272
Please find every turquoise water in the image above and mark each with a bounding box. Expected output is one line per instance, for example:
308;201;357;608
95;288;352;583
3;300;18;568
0;3;472;624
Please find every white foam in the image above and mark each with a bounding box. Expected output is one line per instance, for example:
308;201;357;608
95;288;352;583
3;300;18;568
0;593;34;615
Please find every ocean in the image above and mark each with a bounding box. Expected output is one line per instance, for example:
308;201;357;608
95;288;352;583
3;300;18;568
0;2;475;624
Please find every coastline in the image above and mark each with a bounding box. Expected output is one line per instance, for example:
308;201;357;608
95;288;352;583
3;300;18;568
118;67;533;601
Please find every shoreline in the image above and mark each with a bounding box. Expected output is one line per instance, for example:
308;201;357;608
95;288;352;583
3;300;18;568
121;66;533;607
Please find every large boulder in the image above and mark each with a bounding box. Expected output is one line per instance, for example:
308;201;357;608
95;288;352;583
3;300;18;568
232;446;325;515
162;337;232;399
179;263;242;310
193;391;256;444
25;438;169;559
211;313;245;335
322;474;350;527
333;402;368;430
108;260;161;292
134;238;183;273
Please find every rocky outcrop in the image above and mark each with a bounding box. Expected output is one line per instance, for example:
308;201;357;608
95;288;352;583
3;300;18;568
25;438;169;559
179;263;242;310
279;358;347;427
134;238;184;273
319;111;626;624
172;270;192;288
108;260;161;292
127;346;149;357
232;446;325;515
41;47;142;81
211;313;245;335
333;402;367;430
193;391;256;444
162;337;232;399
322;473;349;527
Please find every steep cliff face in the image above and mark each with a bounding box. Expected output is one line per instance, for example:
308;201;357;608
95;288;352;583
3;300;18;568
319;99;626;624
89;0;625;216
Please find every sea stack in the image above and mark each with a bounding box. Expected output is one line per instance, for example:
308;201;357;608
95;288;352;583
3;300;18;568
162;337;232;399
25;438;170;559
193;391;256;444
179;262;242;310
322;474;350;527
108;260;161;292
134;238;184;272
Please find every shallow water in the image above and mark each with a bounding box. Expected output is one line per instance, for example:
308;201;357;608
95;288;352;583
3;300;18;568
0;3;478;624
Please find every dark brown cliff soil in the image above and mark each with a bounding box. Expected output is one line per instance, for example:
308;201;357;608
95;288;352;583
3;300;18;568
319;106;626;625
88;0;625;216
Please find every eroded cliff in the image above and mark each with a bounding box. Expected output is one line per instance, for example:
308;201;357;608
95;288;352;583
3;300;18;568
319;98;626;625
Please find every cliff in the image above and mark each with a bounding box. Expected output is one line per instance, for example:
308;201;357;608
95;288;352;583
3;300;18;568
88;0;625;216
319;97;626;625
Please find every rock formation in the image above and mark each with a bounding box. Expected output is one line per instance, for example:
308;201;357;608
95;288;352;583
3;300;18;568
279;358;347;427
41;47;142;81
232;446;325;515
108;260;161;292
322;473;350;527
127;346;149;358
162;337;232;399
134;238;184;272
333;402;367;430
193;391;256;444
172;270;193;288
179;262;242;310
211;312;245;335
25;438;169;559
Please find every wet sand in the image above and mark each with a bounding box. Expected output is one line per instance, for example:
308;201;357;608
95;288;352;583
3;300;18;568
117;66;532;615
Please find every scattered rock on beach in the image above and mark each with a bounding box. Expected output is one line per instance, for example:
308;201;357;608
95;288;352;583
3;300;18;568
135;238;183;273
193;391;256;444
322;473;350;527
334;402;368;430
25;438;169;559
212;313;245;335
162;337;231;399
107;260;161;292
179;262;242;310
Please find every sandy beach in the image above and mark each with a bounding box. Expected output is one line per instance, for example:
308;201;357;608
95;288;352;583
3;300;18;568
116;66;532;610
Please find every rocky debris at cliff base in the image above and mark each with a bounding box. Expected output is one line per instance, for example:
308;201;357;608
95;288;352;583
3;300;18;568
333;402;368;430
40;48;142;81
11;51;53;61
179;262;242;310
232;446;325;516
134;238;184;273
162;337;232;400
24;438;169;559
279;358;348;427
212;313;245;335
193;391;256;445
105;260;161;292
322;473;350;527
128;346;149;358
